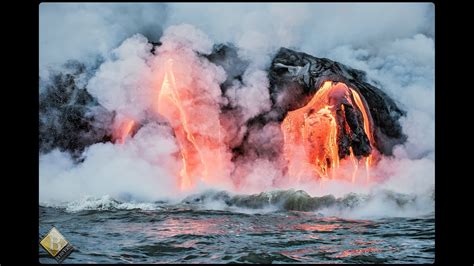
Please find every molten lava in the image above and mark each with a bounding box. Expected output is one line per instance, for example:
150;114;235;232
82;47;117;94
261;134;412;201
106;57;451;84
282;81;376;183
113;118;135;144
156;58;229;190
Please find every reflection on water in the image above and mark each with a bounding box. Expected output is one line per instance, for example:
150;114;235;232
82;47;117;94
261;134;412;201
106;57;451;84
334;247;382;258
151;217;226;238
39;206;434;264
294;223;342;232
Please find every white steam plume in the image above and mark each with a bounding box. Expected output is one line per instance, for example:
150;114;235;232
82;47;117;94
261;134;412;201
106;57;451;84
39;4;434;218
39;3;167;68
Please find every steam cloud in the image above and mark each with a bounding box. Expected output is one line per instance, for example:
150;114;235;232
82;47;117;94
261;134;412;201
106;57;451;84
39;3;434;218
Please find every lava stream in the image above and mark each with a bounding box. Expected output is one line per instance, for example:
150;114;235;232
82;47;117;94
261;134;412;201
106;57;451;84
156;58;228;190
282;81;376;183
113;118;135;144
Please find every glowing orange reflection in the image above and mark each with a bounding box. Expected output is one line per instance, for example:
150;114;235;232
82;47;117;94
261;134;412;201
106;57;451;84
154;217;226;238
295;223;342;232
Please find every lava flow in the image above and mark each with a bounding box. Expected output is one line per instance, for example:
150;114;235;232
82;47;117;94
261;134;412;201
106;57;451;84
156;58;229;190
113;118;135;145
282;81;376;183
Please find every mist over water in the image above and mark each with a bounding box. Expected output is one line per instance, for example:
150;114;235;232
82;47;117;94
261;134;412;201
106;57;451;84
39;3;434;219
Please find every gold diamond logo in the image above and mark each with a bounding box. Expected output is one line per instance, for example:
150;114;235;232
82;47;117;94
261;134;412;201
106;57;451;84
40;227;73;262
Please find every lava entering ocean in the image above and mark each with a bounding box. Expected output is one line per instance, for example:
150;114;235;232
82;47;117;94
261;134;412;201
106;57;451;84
111;62;380;191
96;43;408;193
282;81;377;184
155;58;230;190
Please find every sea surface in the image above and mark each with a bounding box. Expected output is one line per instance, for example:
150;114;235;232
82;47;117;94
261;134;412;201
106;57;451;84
39;190;435;264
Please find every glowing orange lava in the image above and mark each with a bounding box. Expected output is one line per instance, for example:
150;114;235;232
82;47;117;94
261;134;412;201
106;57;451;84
350;87;376;182
156;58;228;190
282;81;376;183
114;118;135;144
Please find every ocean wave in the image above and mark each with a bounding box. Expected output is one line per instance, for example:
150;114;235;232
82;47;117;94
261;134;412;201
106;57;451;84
40;188;434;217
181;188;432;215
41;195;161;212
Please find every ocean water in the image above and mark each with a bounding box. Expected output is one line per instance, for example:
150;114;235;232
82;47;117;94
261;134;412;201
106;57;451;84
39;190;435;264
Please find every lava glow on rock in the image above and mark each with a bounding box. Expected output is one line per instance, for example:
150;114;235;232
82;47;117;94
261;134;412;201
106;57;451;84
114;61;378;191
281;81;376;184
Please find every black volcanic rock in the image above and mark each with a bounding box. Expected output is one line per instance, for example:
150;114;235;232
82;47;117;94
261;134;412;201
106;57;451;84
206;43;249;91
39;60;114;159
268;47;406;156
150;41;162;55
40;45;406;163
207;45;405;160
